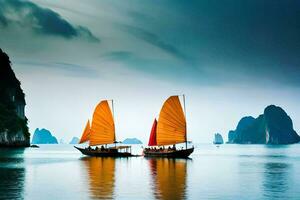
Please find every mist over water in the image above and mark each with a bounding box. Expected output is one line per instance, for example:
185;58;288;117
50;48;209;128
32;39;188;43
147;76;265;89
0;144;300;200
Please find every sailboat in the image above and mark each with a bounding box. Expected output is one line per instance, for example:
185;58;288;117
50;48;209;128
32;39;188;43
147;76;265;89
143;95;194;158
75;100;132;157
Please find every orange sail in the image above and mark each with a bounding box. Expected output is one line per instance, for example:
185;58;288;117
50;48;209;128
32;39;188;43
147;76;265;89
79;120;91;144
89;100;116;146
156;96;186;145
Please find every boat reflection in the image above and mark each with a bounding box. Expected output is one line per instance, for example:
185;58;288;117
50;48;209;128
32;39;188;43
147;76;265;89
0;148;25;199
148;158;187;200
81;157;116;199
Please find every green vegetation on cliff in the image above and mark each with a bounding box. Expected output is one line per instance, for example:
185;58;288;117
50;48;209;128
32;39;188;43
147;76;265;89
0;48;30;146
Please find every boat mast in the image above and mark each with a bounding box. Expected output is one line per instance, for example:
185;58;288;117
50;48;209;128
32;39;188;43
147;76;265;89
111;99;117;147
111;99;115;121
182;94;187;149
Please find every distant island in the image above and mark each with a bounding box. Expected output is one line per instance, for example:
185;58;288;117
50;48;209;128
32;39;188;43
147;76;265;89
0;49;30;147
122;138;142;144
227;105;300;144
32;128;58;144
213;133;224;144
69;137;79;144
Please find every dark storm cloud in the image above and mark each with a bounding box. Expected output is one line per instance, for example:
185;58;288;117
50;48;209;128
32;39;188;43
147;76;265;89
0;12;8;26
0;0;99;42
102;51;134;61
2;0;300;87
100;50;206;84
117;24;187;60
118;0;300;86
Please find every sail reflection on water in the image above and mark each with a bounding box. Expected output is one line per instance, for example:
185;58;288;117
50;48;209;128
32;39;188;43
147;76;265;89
149;159;187;200
81;157;116;199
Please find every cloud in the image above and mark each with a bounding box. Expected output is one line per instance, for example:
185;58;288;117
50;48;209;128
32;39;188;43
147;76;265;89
0;12;8;26
0;0;99;42
99;50;206;85
101;51;134;61
2;0;300;88
110;1;300;87
16;60;99;78
117;24;187;60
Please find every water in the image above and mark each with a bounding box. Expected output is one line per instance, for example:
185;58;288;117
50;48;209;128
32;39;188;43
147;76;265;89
0;144;300;200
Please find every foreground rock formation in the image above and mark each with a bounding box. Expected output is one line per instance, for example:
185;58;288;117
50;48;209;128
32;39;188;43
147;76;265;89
32;128;58;144
0;49;30;147
228;105;300;144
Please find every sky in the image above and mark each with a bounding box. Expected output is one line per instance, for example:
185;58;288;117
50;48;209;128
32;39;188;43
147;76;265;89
1;0;300;143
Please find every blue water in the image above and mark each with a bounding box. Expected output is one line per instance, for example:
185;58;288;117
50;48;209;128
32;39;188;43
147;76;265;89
0;144;300;199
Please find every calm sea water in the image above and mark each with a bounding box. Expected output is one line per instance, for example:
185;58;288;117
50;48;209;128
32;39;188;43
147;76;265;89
0;144;300;200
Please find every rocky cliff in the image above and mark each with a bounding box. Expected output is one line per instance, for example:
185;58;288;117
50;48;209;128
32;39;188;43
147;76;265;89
122;138;142;144
264;105;300;144
69;137;79;144
213;133;224;144
227;130;236;144
32;128;58;144
228;105;300;144
0;48;30;147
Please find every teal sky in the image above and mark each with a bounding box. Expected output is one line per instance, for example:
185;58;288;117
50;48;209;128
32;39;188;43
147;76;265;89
1;0;300;143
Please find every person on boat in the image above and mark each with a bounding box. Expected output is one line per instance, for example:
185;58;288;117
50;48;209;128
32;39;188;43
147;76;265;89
101;145;104;151
172;144;176;150
95;146;99;151
163;146;167;152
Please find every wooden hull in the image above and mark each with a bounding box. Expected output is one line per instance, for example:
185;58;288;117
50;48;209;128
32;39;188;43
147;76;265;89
74;146;132;157
143;147;194;158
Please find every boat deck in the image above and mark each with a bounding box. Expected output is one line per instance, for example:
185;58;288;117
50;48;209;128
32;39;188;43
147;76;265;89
143;147;194;158
74;146;136;157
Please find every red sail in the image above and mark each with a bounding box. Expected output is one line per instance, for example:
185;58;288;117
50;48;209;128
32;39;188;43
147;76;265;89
148;119;157;146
